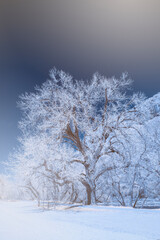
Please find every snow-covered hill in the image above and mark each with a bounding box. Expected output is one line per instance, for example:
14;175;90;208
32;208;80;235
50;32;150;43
139;92;160;119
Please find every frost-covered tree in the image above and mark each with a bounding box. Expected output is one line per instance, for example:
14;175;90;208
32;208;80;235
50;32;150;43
16;68;146;205
13;134;83;204
98;112;160;207
140;117;160;203
99;126;148;207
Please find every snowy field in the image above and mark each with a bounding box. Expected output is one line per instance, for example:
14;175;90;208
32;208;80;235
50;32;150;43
0;201;159;240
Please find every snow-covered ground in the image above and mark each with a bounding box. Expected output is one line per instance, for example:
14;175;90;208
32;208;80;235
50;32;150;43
0;201;159;240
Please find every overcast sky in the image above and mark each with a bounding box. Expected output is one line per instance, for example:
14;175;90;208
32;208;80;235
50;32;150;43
0;0;160;171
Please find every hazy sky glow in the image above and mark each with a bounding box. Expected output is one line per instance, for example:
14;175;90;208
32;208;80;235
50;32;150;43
0;0;160;170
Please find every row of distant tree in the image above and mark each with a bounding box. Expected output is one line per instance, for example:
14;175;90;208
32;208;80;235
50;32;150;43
9;69;160;207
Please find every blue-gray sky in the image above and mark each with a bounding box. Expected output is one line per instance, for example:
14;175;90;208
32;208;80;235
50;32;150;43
0;0;160;171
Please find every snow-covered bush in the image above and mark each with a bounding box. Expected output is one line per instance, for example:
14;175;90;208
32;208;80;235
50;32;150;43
0;174;21;200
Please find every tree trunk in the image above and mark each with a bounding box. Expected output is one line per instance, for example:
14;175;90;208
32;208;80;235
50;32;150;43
85;184;96;205
86;185;92;205
81;179;96;205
